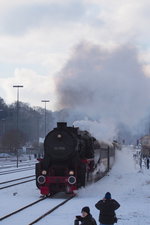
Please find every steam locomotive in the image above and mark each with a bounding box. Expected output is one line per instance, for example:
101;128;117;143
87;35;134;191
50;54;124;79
36;122;116;196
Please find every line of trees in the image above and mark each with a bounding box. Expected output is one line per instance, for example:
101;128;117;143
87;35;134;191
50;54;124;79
0;97;85;154
0;97;53;154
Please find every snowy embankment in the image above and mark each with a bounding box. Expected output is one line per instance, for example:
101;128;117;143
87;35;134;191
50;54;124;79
0;147;150;225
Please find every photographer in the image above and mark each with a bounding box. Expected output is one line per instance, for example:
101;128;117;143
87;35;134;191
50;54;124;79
74;206;97;225
95;192;120;225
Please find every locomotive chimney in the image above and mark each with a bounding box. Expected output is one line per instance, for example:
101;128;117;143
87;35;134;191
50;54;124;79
57;122;67;129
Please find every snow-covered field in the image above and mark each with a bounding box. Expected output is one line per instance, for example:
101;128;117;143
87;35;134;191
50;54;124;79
0;146;150;225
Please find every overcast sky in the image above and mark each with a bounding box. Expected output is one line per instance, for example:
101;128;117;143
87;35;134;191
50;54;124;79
0;0;150;110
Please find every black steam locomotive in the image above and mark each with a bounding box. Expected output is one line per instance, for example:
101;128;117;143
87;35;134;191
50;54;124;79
36;122;116;195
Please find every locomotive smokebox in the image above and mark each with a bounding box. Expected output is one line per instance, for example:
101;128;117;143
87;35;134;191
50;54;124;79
44;122;77;162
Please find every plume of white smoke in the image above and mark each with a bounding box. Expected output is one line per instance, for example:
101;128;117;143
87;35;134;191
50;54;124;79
73;118;118;142
55;42;150;140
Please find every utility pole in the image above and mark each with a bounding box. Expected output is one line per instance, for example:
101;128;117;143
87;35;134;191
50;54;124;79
13;85;23;167
41;100;49;137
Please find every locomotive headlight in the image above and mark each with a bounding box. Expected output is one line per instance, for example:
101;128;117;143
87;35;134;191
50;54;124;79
68;176;76;185
57;134;62;138
69;170;74;175
42;170;47;175
37;175;46;184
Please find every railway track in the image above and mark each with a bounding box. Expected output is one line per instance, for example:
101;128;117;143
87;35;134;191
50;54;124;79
0;166;35;175
0;162;35;170
0;194;75;224
28;194;75;225
0;175;35;190
0;197;47;221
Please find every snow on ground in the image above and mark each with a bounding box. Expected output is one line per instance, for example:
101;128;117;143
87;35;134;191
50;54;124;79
0;157;36;169
0;146;150;225
39;146;150;225
0;160;36;183
0;169;35;183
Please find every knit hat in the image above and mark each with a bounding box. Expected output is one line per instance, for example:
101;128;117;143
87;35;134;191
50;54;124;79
105;192;111;199
81;206;90;214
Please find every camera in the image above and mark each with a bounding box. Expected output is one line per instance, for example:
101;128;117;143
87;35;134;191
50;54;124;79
76;215;82;220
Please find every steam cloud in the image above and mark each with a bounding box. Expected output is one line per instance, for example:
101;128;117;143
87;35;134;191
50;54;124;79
55;42;150;141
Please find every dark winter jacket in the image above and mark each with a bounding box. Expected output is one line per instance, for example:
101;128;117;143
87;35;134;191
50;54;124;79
74;214;97;225
95;199;120;224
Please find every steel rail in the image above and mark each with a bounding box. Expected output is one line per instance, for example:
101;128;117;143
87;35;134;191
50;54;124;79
0;178;35;190
0;167;35;175
0;175;35;185
28;194;76;225
0;197;47;221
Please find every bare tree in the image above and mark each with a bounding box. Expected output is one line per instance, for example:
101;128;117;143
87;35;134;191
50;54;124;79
1;129;26;153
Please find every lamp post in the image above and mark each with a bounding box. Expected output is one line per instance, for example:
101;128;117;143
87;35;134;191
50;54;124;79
13;85;23;167
41;100;49;137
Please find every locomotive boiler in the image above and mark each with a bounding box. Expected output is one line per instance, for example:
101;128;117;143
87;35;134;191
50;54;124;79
36;122;115;196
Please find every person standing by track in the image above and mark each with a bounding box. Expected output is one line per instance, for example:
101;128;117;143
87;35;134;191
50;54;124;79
95;192;120;225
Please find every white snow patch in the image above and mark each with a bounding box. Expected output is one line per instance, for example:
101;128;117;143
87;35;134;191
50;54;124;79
0;147;150;225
